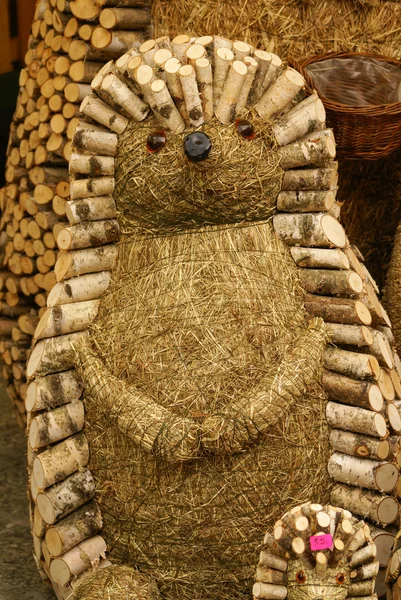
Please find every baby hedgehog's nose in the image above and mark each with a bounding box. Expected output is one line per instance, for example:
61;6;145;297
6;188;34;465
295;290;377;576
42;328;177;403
184;132;212;163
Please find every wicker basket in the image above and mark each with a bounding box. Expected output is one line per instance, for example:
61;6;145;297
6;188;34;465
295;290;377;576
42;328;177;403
295;51;401;160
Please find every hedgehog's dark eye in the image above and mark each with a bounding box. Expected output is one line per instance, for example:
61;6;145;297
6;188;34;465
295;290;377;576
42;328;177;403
235;119;255;140
296;571;306;584
336;573;345;585
146;130;166;153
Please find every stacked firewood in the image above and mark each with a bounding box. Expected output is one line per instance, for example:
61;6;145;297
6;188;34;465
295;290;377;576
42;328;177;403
0;0;152;427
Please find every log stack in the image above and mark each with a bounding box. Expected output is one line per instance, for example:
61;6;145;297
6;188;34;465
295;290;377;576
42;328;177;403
0;0;152;428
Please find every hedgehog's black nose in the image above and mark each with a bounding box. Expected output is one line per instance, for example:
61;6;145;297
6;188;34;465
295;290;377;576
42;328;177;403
184;132;212;163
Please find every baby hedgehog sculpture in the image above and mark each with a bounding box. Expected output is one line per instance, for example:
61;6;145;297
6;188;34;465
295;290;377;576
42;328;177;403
26;32;347;600
255;502;379;600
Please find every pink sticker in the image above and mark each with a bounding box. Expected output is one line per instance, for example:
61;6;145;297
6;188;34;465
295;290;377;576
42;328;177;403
310;534;333;551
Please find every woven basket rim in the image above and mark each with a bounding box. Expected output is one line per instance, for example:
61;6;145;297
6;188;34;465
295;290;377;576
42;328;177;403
297;50;401;114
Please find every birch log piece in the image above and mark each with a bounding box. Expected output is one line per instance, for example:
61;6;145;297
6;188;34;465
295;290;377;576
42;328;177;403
163;57;187;121
80;95;128;135
26;370;83;412
255;68;304;119
282;166;338;192
327;324;373;348
50;535;107;585
101;72;149;121
252;582;287;600
298;269;363;297
323;371;383;411
151;79;185;133
350;562;380;581
378;368;396;402
215;60;248;125
179;64;204;127
37;469;96;525
247;50;271;106
236;55;257;115
57;220;120;250
29;401;85;450
258;551;288;573
277;190;335;213
70;177;115;201
214;47;234;105
349;545;378;569
91;28;145;59
27;331;89;378
69;153;115;177
278;134;336;169
324;348;380;381
99;8;151;30
47;272;111;306
367;331;394;370
273;97;326;146
139;39;158;68
255;567;286;585
348;580;376;596
186;44;205;69
193;57;214;122
331;483;399;525
34;300;100;339
387;403;401;434
54;245;118;281
73;125;118;157
304;295;372;326
195;36;214;63
329;429;390;461
45;501;103;557
326;402;387;438
273;213;346;248
328;452;398;493
135;64;157;111
33;432;89;489
171;34;192;64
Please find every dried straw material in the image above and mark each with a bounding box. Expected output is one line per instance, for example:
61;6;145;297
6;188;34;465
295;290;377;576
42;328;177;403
115;117;283;232
152;1;401;59
384;220;401;355
78;222;331;600
75;565;160;600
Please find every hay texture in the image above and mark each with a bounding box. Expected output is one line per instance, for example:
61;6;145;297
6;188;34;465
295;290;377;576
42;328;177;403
116;118;282;233
384;220;401;355
75;565;160;600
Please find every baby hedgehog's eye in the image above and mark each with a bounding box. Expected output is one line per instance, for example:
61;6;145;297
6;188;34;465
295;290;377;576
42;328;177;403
146;130;166;153
296;571;306;584
235;119;255;140
336;573;345;585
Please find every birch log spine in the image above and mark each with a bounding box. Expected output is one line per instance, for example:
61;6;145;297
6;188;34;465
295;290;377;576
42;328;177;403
45;501;102;557
328;452;398;493
347;580;375;597
326;402;387;438
33;432;89;489
378;368;395;401
179;64;204;127
26;370;83;412
29;401;85;450
70;178;115;201
350;562;379;581
273;98;325;146
66;196;116;224
304;295;372;326
48;272;111;307
69;154;115;177
277;190;335;213
215;60;247;125
298;269;363;296
80;94;128;134
290;247;349;269
329;429;390;461
50;535;107;585
164;57;188;121
236;55;257;115
348;544;378;568
73;126;118;156
233;40;252;61
281;167;339;191
258;551;288;572
331;483;399;525
34;300;100;339
27;331;89;378
368;331;394;370
55;245;118;281
255;68;305;119
262;53;282;92
57;220;119;250
195;57;214;121
99;7;151;29
102;72;148;121
171;34;191;64
151;79;185;133
327;324;373;348
213;47;234;104
247;50;271;105
278;135;336;169
253;582;287;600
273;213;346;248
324;347;380;381
255;568;286;585
323;371;383;411
37;469;96;525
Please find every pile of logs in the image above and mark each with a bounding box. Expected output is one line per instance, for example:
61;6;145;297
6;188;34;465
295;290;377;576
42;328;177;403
0;0;152;430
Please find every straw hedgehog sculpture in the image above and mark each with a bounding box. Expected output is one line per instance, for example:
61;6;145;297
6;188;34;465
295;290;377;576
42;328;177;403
20;31;401;600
